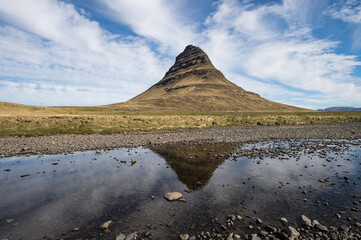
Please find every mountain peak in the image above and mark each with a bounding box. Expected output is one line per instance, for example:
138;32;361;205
162;45;215;80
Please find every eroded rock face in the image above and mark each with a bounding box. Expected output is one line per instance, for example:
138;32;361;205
163;45;214;78
155;45;226;88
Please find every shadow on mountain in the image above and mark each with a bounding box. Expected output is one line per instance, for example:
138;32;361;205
150;143;239;190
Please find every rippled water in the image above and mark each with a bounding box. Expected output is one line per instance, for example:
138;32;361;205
0;139;360;239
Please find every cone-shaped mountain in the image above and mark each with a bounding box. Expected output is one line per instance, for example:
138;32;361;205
109;45;303;111
150;143;238;190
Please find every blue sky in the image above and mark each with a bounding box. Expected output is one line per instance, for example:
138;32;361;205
0;0;360;109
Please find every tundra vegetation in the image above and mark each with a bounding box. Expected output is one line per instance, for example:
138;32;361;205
0;102;360;137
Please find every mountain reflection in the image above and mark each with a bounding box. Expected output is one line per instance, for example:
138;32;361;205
150;143;238;190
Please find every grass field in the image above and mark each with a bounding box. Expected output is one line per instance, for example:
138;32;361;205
0;102;360;136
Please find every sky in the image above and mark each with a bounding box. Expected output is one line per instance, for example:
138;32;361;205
0;0;360;110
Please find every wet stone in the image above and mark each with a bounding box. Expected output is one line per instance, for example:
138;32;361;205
329;232;337;240
179;233;189;240
265;225;277;233
125;232;137;240
286;226;300;238
116;233;126;240
301;215;312;227
100;220;112;230
339;224;349;232
228;215;236;222
315;223;328;232
251;234;261;240
165;192;183;201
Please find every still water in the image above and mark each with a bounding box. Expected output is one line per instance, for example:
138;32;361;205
0;139;360;239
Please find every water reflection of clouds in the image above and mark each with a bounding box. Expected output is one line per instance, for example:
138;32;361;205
195;141;360;219
0;148;175;239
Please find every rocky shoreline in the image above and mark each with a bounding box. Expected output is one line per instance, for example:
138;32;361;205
0;122;361;157
113;213;361;240
0;122;360;158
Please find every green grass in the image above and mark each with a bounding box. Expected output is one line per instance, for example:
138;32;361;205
0;104;360;137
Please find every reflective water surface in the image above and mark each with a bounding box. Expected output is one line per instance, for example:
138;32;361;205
0;139;360;239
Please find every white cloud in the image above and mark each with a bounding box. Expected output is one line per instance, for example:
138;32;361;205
100;0;200;54
0;0;105;52
0;79;132;106
324;0;361;50
201;0;361;107
0;0;173;105
324;0;361;23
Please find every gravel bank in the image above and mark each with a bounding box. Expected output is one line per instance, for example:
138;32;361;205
0;122;360;158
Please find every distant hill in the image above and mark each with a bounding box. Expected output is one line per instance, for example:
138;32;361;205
317;107;361;112
108;45;305;112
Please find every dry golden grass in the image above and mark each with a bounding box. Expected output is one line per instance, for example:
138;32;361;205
0;102;360;136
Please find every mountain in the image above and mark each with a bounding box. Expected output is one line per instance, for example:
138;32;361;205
108;45;304;112
317;107;361;112
150;143;238;190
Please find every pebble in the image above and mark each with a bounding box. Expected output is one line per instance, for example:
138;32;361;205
100;220;112;230
315;223;328;232
301;215;312;227
286;226;300;238
313;220;320;226
280;217;288;223
265;225;277;233
179;234;189;240
319;178;327;183
116;233;126;240
339;224;349;231
165;192;183;201
329;232;337;240
125;232;137;240
251;234;261;240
